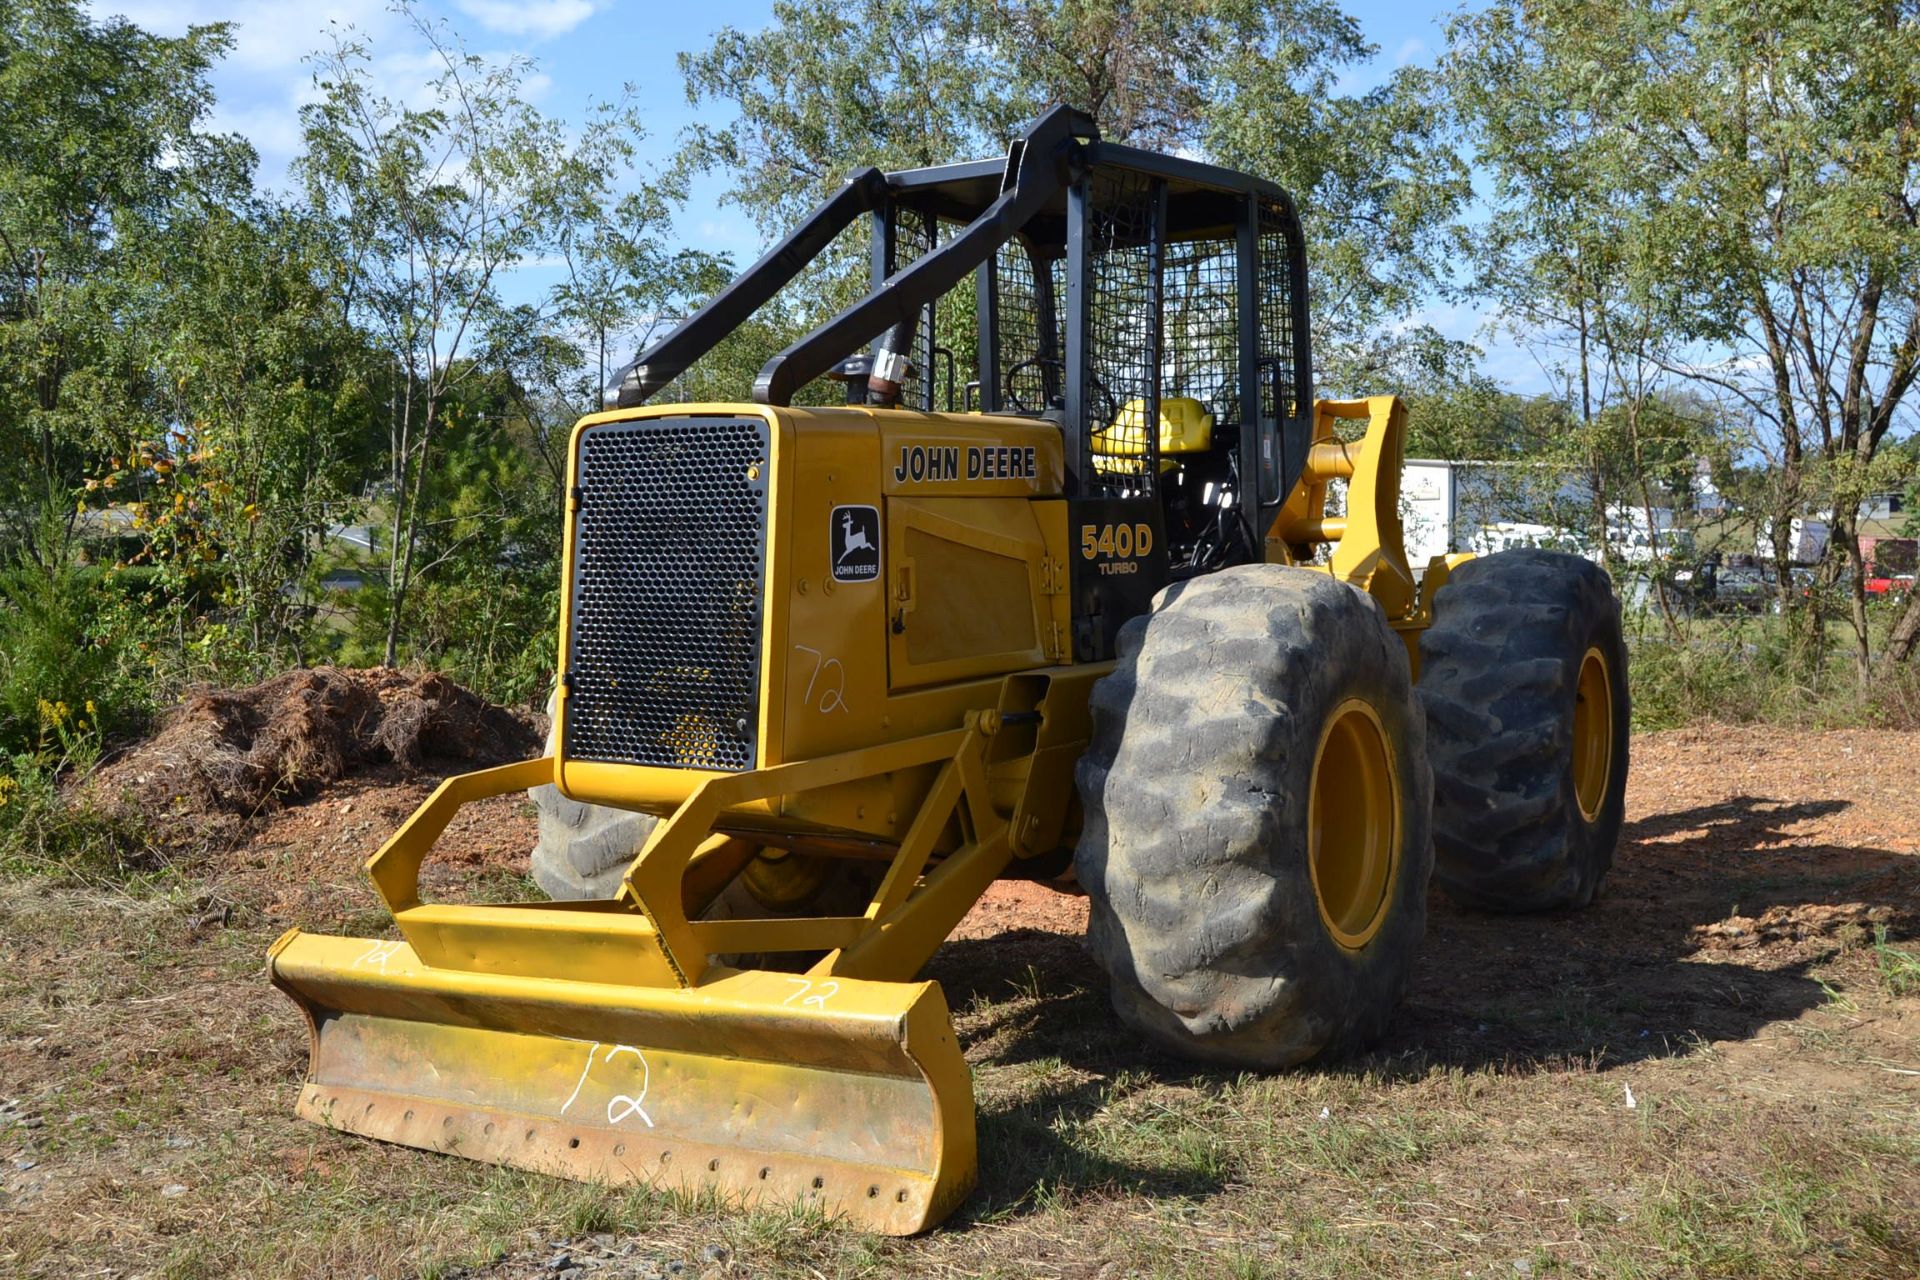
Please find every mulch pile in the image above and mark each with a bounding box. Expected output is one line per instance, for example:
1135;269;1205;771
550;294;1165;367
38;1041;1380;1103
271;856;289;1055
89;668;540;837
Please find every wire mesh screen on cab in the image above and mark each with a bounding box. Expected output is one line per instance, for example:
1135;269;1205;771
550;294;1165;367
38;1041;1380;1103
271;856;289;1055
1082;168;1160;499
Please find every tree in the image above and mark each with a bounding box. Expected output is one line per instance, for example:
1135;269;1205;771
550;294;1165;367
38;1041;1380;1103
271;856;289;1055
546;133;730;416
355;361;563;702
0;0;251;560
1200;17;1473;392
674;0;1470;390
1444;0;1920;677
123;205;380;662
297;7;666;666
677;1;991;235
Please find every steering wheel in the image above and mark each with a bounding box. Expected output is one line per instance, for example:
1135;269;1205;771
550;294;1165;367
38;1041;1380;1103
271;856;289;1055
1002;356;1062;414
1085;375;1119;430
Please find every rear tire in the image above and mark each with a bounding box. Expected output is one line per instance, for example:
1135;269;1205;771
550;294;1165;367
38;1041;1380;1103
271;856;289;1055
1076;566;1433;1069
1417;549;1630;912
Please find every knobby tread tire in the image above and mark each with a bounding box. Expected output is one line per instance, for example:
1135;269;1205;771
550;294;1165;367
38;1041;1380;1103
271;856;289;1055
529;780;656;900
529;695;658;899
1417;549;1630;912
1075;565;1433;1069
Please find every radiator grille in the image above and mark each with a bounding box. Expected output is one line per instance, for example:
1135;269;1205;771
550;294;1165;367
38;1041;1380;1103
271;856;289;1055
564;416;770;770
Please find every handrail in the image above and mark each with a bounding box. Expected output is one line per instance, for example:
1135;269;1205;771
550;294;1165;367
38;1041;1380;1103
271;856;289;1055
365;756;557;913
751;105;1098;406
606;168;892;408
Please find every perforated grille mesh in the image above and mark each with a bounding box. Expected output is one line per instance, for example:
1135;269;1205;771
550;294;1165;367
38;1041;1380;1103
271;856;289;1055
564;416;769;771
885;207;938;411
1258;198;1301;425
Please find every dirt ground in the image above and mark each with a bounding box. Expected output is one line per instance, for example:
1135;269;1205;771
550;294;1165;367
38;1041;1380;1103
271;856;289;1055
1;723;1917;1278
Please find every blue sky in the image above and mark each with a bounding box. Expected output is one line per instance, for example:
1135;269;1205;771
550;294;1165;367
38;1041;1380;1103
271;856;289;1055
87;0;1532;388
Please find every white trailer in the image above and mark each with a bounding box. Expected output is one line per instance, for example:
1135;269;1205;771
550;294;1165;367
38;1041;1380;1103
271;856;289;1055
1401;459;1588;562
1756;518;1829;565
1401;459;1459;564
1402;458;1684;567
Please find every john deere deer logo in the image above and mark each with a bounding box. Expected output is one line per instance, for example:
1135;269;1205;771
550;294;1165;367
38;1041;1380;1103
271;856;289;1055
838;511;875;561
830;505;880;582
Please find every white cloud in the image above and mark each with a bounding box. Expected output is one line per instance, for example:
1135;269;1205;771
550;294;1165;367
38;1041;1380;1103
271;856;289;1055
453;0;602;39
1393;299;1485;341
90;0;399;71
206;100;305;166
88;0;406;190
1393;37;1429;67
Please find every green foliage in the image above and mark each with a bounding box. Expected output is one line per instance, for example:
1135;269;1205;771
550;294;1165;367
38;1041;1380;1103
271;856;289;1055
1405;379;1572;461
0;523;152;874
0;700;147;878
676;1;994;234
7;0;1914;757
327;365;565;706
1872;927;1920;999
0;0;252;560
676;0;1474;386
0;514;149;755
1200;21;1473;391
1626;612;1920;733
297;4;711;667
1442;0;1920;669
117;205;381;664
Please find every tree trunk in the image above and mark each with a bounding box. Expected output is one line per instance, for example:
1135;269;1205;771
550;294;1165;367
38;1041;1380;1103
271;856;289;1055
1829;512;1872;684
1884;585;1920;663
384;360;410;667
384;395;438;669
1766;500;1797;617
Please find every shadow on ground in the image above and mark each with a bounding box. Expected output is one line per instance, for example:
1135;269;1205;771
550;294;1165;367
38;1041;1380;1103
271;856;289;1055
922;792;1920;1219
1388;793;1916;1074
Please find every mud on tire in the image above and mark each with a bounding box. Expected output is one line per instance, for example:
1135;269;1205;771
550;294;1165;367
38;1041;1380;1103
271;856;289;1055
1417;548;1630;913
1075;565;1434;1069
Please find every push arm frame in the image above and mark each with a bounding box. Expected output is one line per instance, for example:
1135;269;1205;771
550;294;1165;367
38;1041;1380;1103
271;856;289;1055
358;700;1088;991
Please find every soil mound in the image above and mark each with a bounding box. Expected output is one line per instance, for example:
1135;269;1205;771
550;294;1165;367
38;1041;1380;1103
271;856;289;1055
93;667;540;823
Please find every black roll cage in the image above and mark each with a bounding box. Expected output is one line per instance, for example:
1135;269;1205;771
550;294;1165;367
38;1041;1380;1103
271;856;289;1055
606;104;1315;543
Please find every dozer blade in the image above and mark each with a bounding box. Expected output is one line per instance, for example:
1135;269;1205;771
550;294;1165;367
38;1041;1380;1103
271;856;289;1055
268;930;976;1235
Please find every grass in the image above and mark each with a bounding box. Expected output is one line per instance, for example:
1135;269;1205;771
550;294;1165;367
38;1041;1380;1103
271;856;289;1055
1872;926;1920;997
0;749;154;881
3;720;1920;1279
3;865;1913;1280
1626;606;1920;732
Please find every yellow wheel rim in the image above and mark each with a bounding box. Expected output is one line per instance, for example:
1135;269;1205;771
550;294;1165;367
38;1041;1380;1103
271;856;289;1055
1307;699;1400;951
1571;646;1614;823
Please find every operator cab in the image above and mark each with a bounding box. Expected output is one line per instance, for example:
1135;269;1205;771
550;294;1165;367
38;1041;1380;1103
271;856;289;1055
608;106;1314;658
851;143;1314;588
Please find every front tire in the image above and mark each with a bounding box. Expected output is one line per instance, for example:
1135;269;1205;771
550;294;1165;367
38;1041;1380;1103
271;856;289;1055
530;780;655;900
529;702;880;965
1075;566;1433;1068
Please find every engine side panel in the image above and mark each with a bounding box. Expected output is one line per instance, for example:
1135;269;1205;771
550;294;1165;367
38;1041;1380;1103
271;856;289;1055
555;402;1069;843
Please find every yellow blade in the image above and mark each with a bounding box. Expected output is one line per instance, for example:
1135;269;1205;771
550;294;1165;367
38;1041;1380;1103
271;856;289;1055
268;930;976;1235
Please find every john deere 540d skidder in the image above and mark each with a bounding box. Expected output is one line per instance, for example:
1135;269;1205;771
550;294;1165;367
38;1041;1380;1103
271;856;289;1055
269;106;1630;1233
